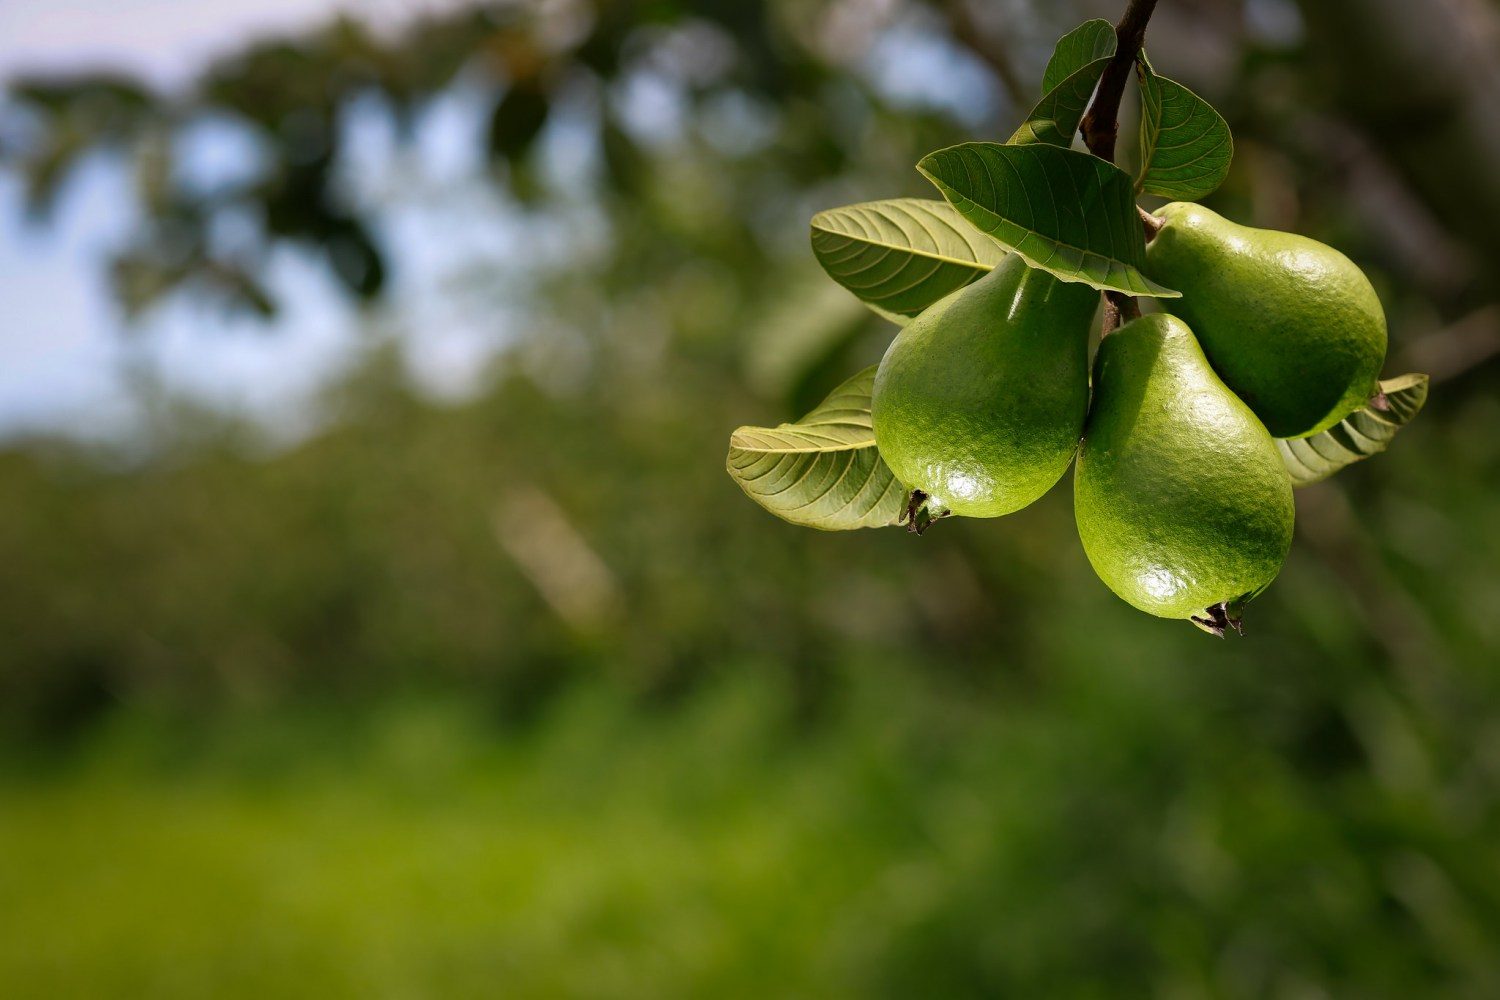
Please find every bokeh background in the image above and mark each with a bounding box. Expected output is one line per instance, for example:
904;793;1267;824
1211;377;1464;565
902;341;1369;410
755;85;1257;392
3;0;1500;995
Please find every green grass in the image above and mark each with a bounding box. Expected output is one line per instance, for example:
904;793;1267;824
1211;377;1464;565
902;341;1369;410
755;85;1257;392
5;652;1500;998
0;672;957;998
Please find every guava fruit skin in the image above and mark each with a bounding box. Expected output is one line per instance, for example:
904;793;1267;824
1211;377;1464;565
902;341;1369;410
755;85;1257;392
1145;201;1387;439
1074;313;1295;620
871;254;1099;518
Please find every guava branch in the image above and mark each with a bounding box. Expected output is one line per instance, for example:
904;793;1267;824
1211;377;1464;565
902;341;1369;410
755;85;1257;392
1080;0;1161;162
1081;0;1162;330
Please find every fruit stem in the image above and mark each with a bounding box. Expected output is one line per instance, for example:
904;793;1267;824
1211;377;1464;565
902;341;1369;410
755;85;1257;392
1138;206;1162;242
1082;0;1162;336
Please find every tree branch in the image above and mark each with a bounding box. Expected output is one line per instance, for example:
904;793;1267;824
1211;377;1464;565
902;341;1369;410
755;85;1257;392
1081;0;1162;333
1081;0;1161;162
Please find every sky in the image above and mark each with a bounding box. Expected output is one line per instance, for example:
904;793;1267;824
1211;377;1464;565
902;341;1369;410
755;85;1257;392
0;0;475;86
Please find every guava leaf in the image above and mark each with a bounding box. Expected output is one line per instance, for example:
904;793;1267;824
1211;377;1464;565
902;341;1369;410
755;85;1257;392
1010;20;1117;148
1276;374;1429;487
918;142;1179;298
1136;63;1233;200
1009;58;1112;147
1042;19;1117;93
727;365;906;530
810;199;1005;322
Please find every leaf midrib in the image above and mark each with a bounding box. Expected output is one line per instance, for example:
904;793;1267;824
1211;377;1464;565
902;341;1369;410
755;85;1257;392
811;226;995;272
729;427;876;454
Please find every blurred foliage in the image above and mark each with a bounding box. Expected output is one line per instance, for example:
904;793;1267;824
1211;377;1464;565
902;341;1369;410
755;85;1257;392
3;0;1500;994
5;638;1500;997
3;336;1500;991
0;0;981;318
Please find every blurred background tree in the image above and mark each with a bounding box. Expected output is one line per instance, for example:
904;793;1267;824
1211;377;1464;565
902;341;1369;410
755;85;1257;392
1;0;1500;995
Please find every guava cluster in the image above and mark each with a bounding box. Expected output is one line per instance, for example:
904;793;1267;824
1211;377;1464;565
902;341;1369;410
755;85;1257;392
871;202;1387;634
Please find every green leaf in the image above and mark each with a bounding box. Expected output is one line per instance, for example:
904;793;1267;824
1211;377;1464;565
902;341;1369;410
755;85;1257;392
1042;19;1117;94
1009;59;1111;147
727;366;906;530
917;142;1179;298
810;199;1005;321
1011;20;1117;148
1135;63;1233;200
1276;374;1429;487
